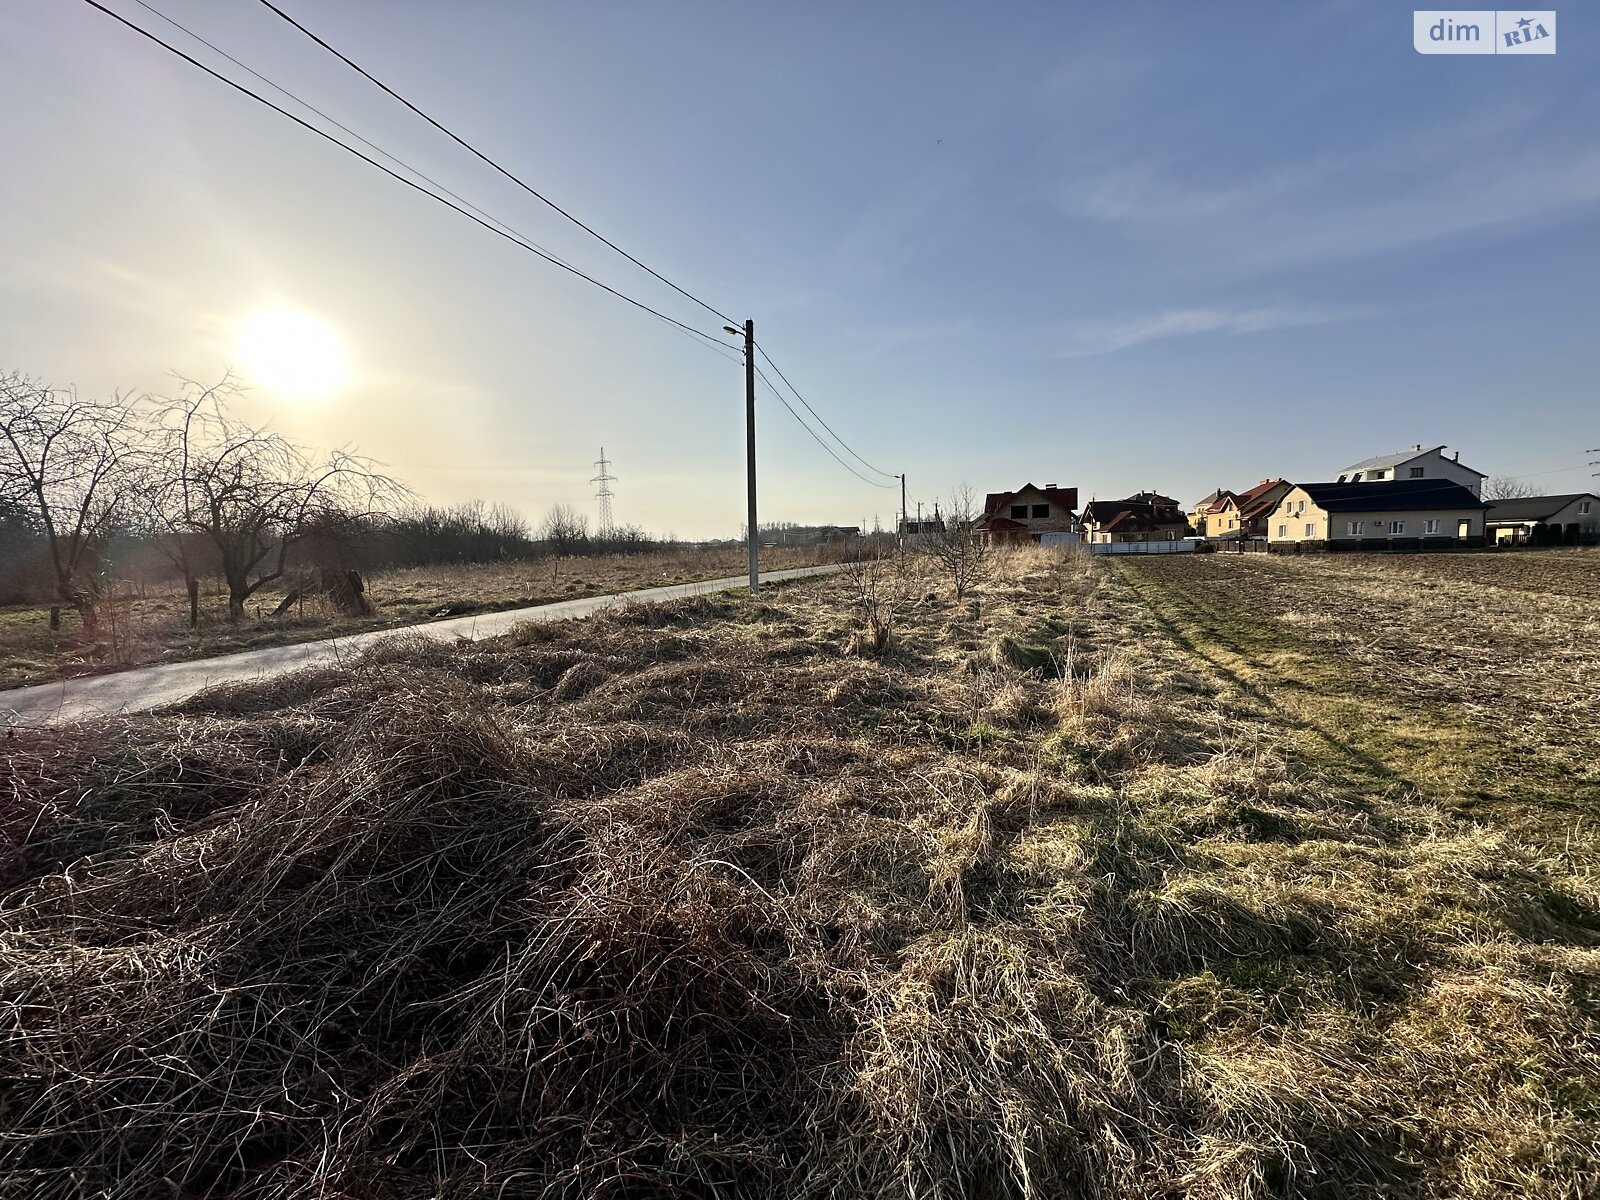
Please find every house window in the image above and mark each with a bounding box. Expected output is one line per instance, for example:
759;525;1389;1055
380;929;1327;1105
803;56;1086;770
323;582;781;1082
1423;518;1441;534
1389;520;1405;535
1276;524;1287;538
1348;521;1364;536
1032;504;1049;518
1581;501;1592;515
1367;470;1385;480
1409;467;1425;478
1229;519;1237;529
1010;505;1027;519
1304;523;1316;538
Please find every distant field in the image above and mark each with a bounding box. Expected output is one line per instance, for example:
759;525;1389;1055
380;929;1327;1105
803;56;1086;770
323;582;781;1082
3;545;1596;1196
0;544;840;691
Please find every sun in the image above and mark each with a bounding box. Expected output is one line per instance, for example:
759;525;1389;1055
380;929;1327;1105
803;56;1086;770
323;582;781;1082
235;310;349;399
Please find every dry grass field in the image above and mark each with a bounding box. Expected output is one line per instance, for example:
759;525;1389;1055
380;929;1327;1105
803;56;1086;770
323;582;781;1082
0;545;837;692
1;548;1596;1197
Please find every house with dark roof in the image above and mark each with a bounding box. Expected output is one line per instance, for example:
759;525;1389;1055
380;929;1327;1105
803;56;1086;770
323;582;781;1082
978;483;1078;544
1334;444;1485;498
1266;479;1488;549
1080;492;1188;543
1202;478;1292;539
1484;494;1599;545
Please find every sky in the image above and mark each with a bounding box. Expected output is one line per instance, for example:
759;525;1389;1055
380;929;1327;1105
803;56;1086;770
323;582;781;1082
4;1;1598;539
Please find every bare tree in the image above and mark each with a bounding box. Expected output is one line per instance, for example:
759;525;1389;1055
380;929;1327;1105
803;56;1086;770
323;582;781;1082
928;484;991;599
540;503;590;553
0;372;145;632
149;377;402;622
1484;475;1537;501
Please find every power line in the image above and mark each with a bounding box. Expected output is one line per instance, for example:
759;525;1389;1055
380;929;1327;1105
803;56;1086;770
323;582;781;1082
251;0;738;328
754;343;899;481
129;0;583;277
754;366;896;489
78;0;730;353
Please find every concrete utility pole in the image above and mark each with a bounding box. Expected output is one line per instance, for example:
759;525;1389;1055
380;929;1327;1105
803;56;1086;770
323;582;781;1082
737;320;759;591
900;473;908;537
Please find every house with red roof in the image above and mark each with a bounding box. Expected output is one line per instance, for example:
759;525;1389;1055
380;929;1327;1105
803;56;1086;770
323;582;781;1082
977;483;1079;544
1202;478;1292;539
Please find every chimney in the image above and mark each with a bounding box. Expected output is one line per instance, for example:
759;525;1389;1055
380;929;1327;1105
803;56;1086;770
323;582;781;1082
1412;443;1422;452
1452;450;1459;461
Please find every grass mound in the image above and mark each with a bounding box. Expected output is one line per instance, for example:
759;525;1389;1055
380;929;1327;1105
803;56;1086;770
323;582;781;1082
2;555;1597;1197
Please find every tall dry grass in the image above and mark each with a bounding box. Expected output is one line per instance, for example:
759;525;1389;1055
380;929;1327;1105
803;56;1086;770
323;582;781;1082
1;549;1595;1197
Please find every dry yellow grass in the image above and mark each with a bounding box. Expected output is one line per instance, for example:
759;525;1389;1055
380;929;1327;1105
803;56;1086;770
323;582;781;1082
0;544;838;691
1;546;1595;1197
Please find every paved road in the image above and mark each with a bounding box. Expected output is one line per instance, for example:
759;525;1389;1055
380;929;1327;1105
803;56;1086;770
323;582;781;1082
0;564;842;727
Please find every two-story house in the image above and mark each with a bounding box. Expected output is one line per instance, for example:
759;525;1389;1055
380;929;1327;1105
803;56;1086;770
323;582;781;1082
1203;478;1292;539
1080;492;1189;543
1334;444;1486;498
977;483;1079;544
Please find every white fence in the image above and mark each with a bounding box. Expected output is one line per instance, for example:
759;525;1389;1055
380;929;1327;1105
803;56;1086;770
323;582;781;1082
1083;539;1198;556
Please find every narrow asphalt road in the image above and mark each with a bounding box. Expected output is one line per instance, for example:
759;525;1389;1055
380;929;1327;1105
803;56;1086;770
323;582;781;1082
1;564;842;727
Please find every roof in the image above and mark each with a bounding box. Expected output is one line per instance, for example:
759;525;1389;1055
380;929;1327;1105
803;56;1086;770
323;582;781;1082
1082;496;1188;529
981;517;1031;531
1234;478;1289;522
1338;445;1487;478
982;483;1078;517
1292;479;1488;512
1193;489;1231;511
1484;494;1599;523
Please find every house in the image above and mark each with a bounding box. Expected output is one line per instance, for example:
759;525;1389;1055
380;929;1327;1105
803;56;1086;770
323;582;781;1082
1203;478;1292;539
898;512;945;540
978;483;1078;544
1080;492;1189;543
1484;494;1599;545
1266;479;1487;549
1334;444;1485;498
1191;488;1233;534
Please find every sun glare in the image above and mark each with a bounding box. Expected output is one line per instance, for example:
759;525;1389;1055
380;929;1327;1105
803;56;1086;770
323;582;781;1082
235;310;349;399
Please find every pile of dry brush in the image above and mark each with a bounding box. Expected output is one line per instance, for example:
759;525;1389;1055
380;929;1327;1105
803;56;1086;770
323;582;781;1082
1;561;1597;1198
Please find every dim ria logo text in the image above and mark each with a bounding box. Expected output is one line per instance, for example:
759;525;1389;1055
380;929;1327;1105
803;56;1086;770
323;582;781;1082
1414;10;1555;53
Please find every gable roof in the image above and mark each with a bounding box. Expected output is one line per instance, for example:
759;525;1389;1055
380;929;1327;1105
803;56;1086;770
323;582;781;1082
1485;494;1599;523
982;483;1078;517
1193;489;1231;512
1293;479;1488;512
1338;445;1487;478
1232;478;1290;521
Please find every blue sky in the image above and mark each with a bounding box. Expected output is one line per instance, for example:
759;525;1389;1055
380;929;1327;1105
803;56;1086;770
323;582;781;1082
4;1;1597;536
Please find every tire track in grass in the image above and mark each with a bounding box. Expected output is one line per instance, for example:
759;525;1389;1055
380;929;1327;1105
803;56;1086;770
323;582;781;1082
1113;559;1597;854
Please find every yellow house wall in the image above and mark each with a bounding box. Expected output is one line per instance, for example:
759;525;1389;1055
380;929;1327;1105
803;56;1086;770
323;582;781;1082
1267;487;1483;541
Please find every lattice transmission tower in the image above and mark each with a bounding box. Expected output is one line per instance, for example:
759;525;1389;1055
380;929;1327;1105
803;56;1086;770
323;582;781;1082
591;447;617;534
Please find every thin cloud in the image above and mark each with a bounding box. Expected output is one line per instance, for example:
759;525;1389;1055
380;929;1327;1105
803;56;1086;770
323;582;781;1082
1050;303;1369;357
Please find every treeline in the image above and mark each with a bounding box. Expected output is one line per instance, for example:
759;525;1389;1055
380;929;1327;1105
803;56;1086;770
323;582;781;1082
0;371;670;622
362;501;666;569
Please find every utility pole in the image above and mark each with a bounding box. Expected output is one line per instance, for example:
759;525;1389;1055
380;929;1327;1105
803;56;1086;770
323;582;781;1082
723;319;758;592
900;473;908;538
